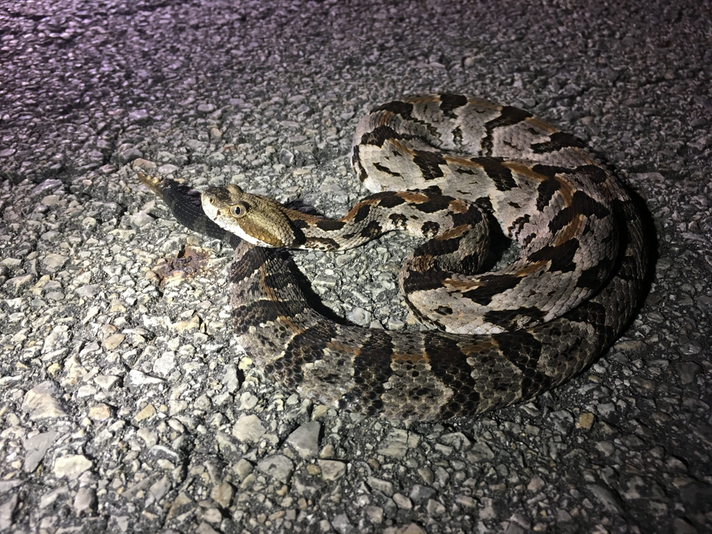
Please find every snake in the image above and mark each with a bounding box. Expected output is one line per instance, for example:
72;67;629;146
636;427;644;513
138;93;648;420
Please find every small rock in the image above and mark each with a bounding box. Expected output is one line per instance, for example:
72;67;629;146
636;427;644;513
346;306;371;326
587;484;623;513
94;375;120;390
286;421;321;459
132;158;157;171
0;495;19;530
128;109;151;124
222;365;240;393
5;274;33;295
127;370;163;386
455;495;477;508
365;506;383;524
23;382;67;420
41;194;60;206
102;334;125;351
480;497;497;519
129;211;155;228
232;414;266;443
166;492;194;521
23;431;62;473
577;412;595;429
394;523;426;534
149;475;171;502
135;404;156;422
378;429;420;459
527;476;546;493
366;477;393;496
210;482;233;508
256;454;293;483
53;455;92;480
118;147;143;164
393;493;412;509
331;513;353;534
152;351;176;377
318;460;346;481
157;163;179;174
426;499;445;516
466;441;495;462
137;428;158;447
409;484;436;502
75;284;101;298
88;403;112;421
40;254;68;273
233;459;253;480
201;509;222;525
40;485;69;509
73;487;96;515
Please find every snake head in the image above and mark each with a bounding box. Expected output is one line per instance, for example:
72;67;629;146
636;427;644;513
201;184;298;247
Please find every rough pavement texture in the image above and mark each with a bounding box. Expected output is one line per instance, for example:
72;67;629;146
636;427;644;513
1;0;711;533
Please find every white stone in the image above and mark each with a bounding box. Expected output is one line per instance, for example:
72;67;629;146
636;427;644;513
53;455;93;479
23;382;67;420
286;421;320;459
23;431;62;472
231;414;265;443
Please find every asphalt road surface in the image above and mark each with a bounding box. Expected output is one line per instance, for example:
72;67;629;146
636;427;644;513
1;1;711;533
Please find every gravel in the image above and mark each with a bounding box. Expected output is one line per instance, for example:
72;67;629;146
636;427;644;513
1;0;711;533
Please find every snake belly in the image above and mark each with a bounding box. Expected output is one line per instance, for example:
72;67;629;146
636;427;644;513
140;94;648;420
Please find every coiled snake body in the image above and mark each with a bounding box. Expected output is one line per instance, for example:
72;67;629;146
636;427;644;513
140;94;648;420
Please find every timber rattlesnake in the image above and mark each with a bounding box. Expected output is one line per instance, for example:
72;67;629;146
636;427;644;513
139;94;648;420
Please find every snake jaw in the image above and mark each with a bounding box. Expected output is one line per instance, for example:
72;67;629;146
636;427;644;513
201;185;298;247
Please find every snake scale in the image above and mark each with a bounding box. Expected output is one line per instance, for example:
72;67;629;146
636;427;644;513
139;94;648;420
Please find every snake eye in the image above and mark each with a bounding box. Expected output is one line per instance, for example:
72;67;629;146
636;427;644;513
231;202;249;218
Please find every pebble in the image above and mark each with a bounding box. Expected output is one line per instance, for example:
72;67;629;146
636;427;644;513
378;429;419;459
102;333;125;351
135;404;156;422
366;477;394;497
152;351;176;376
23;382;67;420
577;412;595;429
23;431;62;473
126;370;163;386
5;274;33;295
149;476;171;502
331;514;353;534
232;414;266;443
39;485;69;509
0;495;18;530
40;254;68;273
53;455;93;480
88;403;112;421
210;482;233;508
393;493;412;509
73;487;96;515
286;421;321;459
527;476;546;493
346;306;371;326
318;460;346;481
233;459;254;480
587;484;624;514
256;454;293;483
94;375;120;390
409;484;436;502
